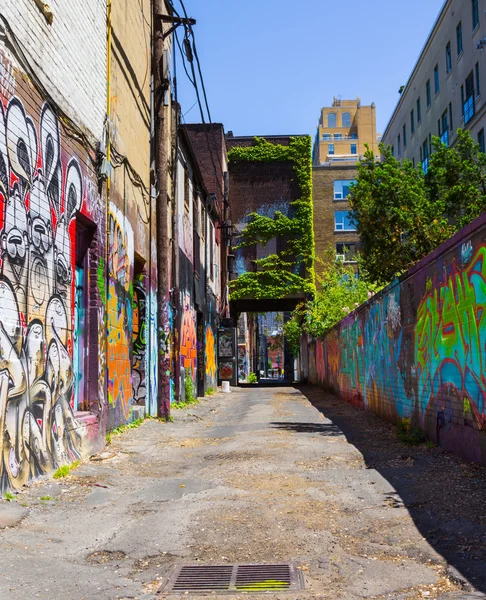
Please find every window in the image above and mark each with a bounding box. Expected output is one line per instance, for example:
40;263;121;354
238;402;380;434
328;143;335;155
449;102;453;132
184;169;190;212
334;179;356;199
434;64;440;94
350;132;358;139
323;133;331;140
334;211;356;231
209;221;214;281
472;0;479;30
327;113;337;127
391;145;395;157
342;112;351;127
446;42;452;73
441;110;449;146
350;143;357;155
464;71;475;124
336;242;357;262
457;21;463;55
334;133;342;140
422;139;429;174
476;62;480;96
410;109;415;134
417;97;422;122
478;128;485;153
403;124;407;148
397;133;401;155
426;80;431;107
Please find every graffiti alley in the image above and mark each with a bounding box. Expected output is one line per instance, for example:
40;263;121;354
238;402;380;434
0;385;485;599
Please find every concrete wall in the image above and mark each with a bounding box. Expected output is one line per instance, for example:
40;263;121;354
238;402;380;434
0;39;106;492
2;0;106;140
305;213;486;465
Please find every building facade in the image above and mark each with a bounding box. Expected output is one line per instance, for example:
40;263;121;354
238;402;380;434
312;98;378;268
312;98;378;166
382;0;486;167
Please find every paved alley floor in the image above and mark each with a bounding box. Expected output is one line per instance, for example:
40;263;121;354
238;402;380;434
1;385;486;600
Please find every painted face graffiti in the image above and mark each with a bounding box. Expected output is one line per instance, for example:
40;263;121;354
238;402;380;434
0;95;87;491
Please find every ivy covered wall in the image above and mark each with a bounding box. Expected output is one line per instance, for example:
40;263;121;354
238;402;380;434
227;136;315;301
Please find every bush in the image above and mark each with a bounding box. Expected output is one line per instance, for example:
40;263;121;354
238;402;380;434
247;372;258;384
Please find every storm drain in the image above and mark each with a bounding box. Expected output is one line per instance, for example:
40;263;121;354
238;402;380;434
161;562;304;594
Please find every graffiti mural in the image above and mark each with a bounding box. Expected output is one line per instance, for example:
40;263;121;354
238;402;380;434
205;325;217;383
132;273;147;404
0;91;98;490
180;293;196;375
309;218;486;465
237;344;247;381
415;245;486;429
107;202;134;426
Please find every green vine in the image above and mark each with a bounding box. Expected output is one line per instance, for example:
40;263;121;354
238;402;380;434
228;136;315;300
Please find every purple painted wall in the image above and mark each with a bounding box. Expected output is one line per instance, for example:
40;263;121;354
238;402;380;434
305;213;486;465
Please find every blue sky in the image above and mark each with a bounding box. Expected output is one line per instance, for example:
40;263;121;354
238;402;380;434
174;0;445;137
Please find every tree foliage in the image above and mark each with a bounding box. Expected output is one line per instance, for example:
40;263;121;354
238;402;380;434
348;129;486;285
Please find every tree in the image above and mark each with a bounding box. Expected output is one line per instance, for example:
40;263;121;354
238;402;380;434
283;248;379;348
348;144;452;285
427;129;486;228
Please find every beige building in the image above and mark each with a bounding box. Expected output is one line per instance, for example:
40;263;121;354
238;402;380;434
312;98;378;270
382;0;486;167
313;98;378;166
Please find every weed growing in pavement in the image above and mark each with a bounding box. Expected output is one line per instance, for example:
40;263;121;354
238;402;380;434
3;491;15;501
247;372;258;383
205;387;215;396
172;375;199;410
105;417;145;445
40;496;53;501
53;461;80;479
425;440;436;449
397;422;427;446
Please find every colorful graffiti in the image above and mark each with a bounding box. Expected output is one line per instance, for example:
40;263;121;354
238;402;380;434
180;293;196;374
237;344;247;381
0;93;93;490
308;223;486;465
206;325;216;381
107;202;134;425
415;245;486;428
132;273;146;404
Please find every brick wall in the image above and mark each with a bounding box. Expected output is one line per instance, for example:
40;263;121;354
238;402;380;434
304;213;486;465
1;0;106;140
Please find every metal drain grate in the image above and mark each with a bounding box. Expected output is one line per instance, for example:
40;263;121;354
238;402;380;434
161;562;303;594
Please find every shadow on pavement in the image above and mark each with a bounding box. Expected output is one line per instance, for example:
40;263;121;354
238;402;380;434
271;421;343;435
295;384;486;594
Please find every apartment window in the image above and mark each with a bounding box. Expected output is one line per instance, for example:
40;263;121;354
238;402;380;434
464;71;475;124
327;113;337;127
457;21;463;55
334;133;343;140
397;134;401;156
422;139;429;174
323;133;332;140
336;242;357;262
478;128;485;153
429;133;432;154
434;64;440;94
334;179;356;200
403;124;407;148
445;42;452;73
426;80;431;107
410;109;415;134
391;145;395;157
476;62;481;96
184;169;190;212
328;143;335;155
209;221;214;281
417;97;422;122
449;102;453;131
350;143;357;155
342;112;351;127
472;0;479;30
334;211;356;232
440;110;449;146
350;132;358;139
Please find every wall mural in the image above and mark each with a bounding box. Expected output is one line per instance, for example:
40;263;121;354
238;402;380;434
180;293;196;376
107;202;134;426
309;223;486;465
237;344;247;381
132;273;147;404
0;93;97;490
